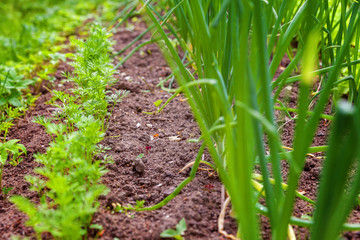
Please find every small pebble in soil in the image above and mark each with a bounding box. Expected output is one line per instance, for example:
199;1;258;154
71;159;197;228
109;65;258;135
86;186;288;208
317;131;326;136
133;158;145;173
163;187;176;196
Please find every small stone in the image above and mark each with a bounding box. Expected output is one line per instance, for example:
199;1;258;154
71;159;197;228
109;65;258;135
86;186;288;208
317;131;326;136
163;187;176;196
118;192;127;200
168;136;181;141
193;213;202;222
134;159;145;173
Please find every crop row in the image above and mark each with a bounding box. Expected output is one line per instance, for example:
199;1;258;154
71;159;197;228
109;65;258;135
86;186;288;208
10;26;127;239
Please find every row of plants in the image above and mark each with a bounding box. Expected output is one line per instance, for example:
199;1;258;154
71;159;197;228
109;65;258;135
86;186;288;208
10;25;127;239
0;0;123;143
114;0;360;239
0;0;125;200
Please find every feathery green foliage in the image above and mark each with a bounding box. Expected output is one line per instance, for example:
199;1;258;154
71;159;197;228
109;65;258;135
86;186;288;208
11;25;127;239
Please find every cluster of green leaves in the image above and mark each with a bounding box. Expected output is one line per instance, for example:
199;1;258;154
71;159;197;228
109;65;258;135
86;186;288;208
0;139;26;195
0;0;123;119
160;218;187;240
0;107;25;142
11;25;127;239
0;68;34;107
0;0;120;65
0;106;27;197
70;27;126;128
0;68;31;197
0;67;37;139
134;0;360;239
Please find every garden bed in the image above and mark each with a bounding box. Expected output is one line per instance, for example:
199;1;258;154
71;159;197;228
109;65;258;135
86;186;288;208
1;18;360;240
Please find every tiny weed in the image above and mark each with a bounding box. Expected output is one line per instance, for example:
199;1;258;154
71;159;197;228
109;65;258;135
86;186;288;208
0;139;26;191
2;186;13;196
153;99;163;107
160;218;187;240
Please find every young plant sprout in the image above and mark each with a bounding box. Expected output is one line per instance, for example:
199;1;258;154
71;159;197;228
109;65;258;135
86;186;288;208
0;139;26;194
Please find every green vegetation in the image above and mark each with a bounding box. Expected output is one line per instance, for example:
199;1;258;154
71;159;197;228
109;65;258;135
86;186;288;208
1;0;360;239
0;139;26;195
11;25;127;239
160;218;187;240
0;1;123;205
116;0;360;239
0;0;121;115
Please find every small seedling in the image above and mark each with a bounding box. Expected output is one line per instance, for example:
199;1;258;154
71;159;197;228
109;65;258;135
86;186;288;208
160;218;187;240
135;200;145;208
154;99;163;108
2;186;13;197
111;200;145;218
0;139;26;191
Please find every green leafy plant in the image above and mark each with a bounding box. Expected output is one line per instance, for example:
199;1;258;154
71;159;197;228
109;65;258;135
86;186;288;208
0;106;26;142
0;139;26;192
137;153;144;159
160;218;187;240
0;68;34;107
11;25;126;239
1;186;13;197
154;99;163;107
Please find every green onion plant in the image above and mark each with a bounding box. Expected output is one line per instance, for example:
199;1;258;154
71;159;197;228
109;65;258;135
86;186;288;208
123;0;360;239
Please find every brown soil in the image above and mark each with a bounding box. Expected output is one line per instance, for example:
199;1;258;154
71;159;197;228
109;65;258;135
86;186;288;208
1;18;360;240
